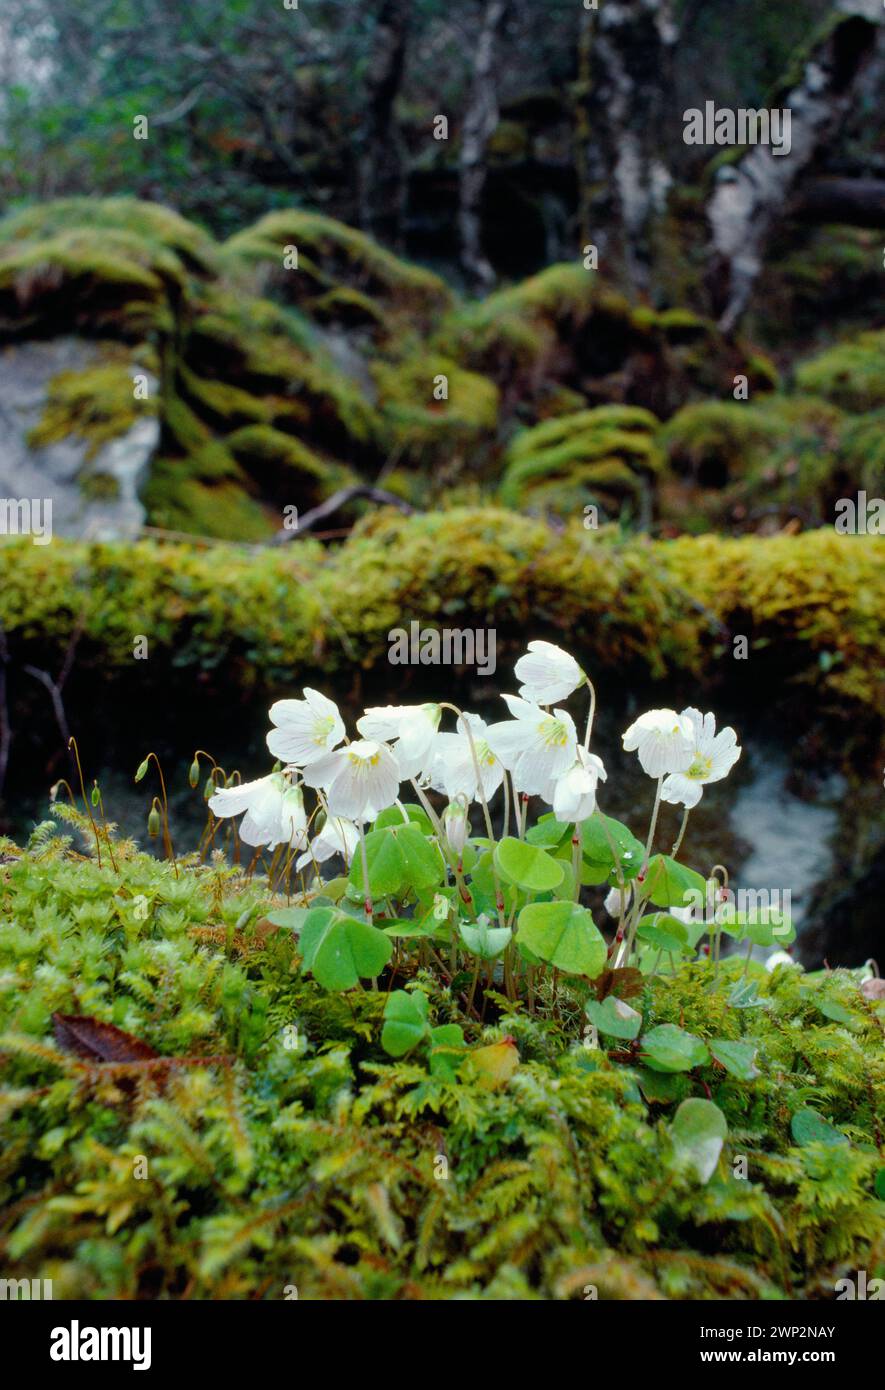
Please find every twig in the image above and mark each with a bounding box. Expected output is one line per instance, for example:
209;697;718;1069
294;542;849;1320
272;485;415;544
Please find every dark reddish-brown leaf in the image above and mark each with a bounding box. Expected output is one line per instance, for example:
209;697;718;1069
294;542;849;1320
594;967;644;1002
52;1013;159;1063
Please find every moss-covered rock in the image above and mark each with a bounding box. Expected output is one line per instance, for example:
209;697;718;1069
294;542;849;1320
660;395;851;529
0;197;876;542
222;209;451;332
500;405;663;517
27;352;159;462
0;516;880;719
794;329;885;413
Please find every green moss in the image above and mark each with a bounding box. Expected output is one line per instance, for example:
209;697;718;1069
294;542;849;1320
838;408;885;493
0;197;218;273
753;227;885;351
223;209;451;324
500;405;663;513
309;285;388;330
0;823;881;1299
372;355;499;465
0;517;880;715
26;355;158;462
660;396;846;523
794;331;885;413
141;464;273;541
226;425;357;502
444;263;601;376
0;231;176;339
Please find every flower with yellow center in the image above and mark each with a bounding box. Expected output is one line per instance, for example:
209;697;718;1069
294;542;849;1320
301;738;400;821
486;694;578;795
357;703;441;779
266;688;345;767
429;712;504;802
660;707;741;808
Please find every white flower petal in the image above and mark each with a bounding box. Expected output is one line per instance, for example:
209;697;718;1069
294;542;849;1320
515;640;584;704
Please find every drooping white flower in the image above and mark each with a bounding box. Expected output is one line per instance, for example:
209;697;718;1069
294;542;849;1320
766;949;796;973
515;640;584;705
428;712;504;803
550;747;607;821
622;708;695;778
301;739;400;821
295;814;359;872
604;884;633;918
486;694;578;795
266;688;346;767
356;703;441;780
209;773;308;849
442;800;471;855
659;708;741;809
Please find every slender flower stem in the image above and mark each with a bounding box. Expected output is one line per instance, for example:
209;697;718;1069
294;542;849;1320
138;750;178;877
582;677;597;750
641;776;664;876
671;806;690;857
90;781;119;873
571;830;582;903
439;702;506;927
439;703;496;840
68;737;102;868
708;863;729;984
409;779;473;907
502;771;511;841
357;820;373;925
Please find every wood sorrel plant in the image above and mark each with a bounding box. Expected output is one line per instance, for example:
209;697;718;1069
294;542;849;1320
205;641;789;1029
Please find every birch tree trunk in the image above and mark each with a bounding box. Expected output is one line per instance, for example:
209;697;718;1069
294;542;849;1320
591;0;679;292
707;1;884;333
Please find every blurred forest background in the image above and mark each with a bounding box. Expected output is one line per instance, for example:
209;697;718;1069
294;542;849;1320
0;0;884;539
0;0;882;963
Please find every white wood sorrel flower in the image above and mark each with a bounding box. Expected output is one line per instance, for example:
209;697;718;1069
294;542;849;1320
208;774;308;849
429;712;504;802
621;708;695;778
442;800;471;854
295;815;359;872
659;707;741;808
356;703;441;780
302;739;400;821
514;640;585;705
486;695;578;795
550;747;607;821
266;688;345;767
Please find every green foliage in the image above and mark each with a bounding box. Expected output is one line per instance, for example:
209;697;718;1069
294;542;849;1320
1;826;882;1300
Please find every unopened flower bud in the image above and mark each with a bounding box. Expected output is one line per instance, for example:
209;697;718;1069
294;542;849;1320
147;805;161;838
188;758;200;788
442;801;469;855
135;758;149;783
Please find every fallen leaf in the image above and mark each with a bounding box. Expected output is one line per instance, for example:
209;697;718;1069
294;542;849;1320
464;1036;520;1091
53;1014;158;1063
